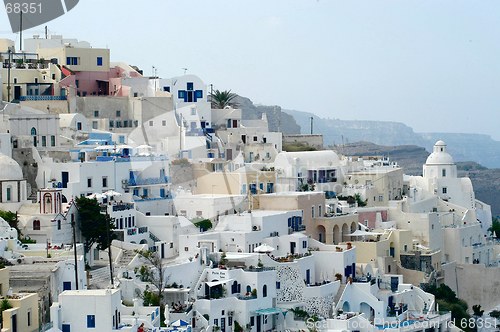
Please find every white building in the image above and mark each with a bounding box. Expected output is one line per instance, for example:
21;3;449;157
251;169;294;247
49;288;160;332
0;153;29;211
274;150;344;195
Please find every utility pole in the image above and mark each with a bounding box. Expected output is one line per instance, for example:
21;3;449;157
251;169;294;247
19;12;22;51
106;214;114;286
71;215;79;290
7;48;12;102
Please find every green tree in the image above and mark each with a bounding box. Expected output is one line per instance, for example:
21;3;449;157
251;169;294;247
488;217;500;239
194;219;212;232
210;89;238;109
0;210;19;235
75;197;116;257
135;249;169;326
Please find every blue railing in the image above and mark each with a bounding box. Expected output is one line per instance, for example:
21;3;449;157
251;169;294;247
129;176;170;186
20;95;67;101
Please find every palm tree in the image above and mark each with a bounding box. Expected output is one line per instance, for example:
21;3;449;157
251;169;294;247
210;89;238;109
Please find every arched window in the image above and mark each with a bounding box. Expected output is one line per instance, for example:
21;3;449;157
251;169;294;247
246;285;251;294
262;284;267;297
33;220;40;230
31;127;37;136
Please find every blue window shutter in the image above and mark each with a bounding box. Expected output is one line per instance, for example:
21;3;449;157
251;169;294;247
62;324;71;332
66;57;71;65
187;82;194;90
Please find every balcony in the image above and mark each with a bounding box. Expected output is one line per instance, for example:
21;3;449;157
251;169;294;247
128;176;170;186
19;95;67;101
112;203;135;212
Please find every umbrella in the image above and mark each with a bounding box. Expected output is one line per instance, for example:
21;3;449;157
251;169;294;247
171;319;189;327
87;193;105;200
104;190;122;198
253;244;275;253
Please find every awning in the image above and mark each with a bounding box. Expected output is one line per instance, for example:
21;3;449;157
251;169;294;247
205;279;233;287
254;308;286;315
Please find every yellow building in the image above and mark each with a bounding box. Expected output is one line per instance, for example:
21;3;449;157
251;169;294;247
0;268;39;332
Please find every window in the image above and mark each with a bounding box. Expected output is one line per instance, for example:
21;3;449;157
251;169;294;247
214;319;218;326
149;121;154;126
276;281;280;289
187;82;194;90
62;324;70;332
97;57;103;66
442;169;446;177
162;120;166;126
302;240;307;248
163;86;170;92
109;120;114;128
378;195;384;202
75;80;79;88
13;78;17;84
33;220;40;230
28;309;31;326
34;77;38;84
77;122;82;130
263;315;268;324
102;177;108;188
87;178;92;188
262;284;267;297
57;220;61;230
87;315;96;328
51;135;56;146
319;205;322;217
442;187;447;194
311;206;315;218
92;121;98;129
94;110;99;117
253;136;258;142
41;136;47;147
116;110;121;117
6;187;11;201
250;316;255;326
52;73;56;80
191;108;196;115
66;57;79;65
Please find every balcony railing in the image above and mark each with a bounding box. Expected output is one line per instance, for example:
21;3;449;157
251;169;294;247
112;203;134;212
128;176;170;186
19;95;67;101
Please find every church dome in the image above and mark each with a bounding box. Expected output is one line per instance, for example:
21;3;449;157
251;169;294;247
0;154;24;181
425;140;454;165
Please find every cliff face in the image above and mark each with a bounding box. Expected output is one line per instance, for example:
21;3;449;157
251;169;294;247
234;96;301;134
284;109;500;169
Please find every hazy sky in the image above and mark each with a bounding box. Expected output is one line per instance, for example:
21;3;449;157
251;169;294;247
1;0;499;139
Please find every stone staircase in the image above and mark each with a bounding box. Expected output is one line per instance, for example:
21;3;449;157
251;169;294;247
116;249;137;268
149;231;161;243
88;266;112;289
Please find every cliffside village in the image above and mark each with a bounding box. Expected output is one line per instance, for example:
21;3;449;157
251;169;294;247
0;35;497;332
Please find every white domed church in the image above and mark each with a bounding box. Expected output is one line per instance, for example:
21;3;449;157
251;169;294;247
0;153;29;211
